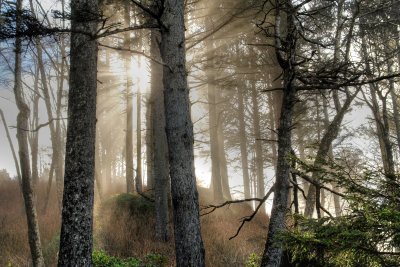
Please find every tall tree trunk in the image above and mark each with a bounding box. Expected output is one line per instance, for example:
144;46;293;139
146;96;155;189
136;87;143;192
13;1;44;265
28;63;40;189
58;0;98;264
251;80;265;206
160;0;205;265
35;35;64;211
261;2;296;265
124;3;134;194
237;86;251;199
217;113;231;200
206;40;223;202
151;30;170;242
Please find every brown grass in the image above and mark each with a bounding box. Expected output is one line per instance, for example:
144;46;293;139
0;179;268;266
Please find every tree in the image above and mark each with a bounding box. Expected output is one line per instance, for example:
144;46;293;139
260;0;298;265
158;0;206;265
148;27;170;242
12;0;45;265
58;0;99;264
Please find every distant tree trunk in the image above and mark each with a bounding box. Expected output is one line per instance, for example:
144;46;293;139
42;157;54;213
146;96;155;189
237;86;251;199
393;35;400;153
58;0;98;264
29;64;40;189
217;112;231;200
0;108;22;188
13;1;45;265
261;2;296;265
251;80;265;206
206;38;224;202
360;26;395;179
124;3;134;194
304;90;358;217
136;87;143;193
160;0;205;265
35;35;64;211
151;29;170;242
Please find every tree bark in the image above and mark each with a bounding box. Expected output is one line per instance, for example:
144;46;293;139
58;0;98;264
13;1;44;265
261;2;296;265
160;0;205;265
151;29;170;242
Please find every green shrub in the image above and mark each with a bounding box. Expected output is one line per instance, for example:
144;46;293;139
92;250;167;267
245;253;261;267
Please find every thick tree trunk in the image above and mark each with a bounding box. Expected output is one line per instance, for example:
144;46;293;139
237;86;251;199
151;30;170;242
13;1;44;265
58;0;98;264
160;0;205;265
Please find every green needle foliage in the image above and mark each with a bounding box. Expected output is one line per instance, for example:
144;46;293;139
284;159;400;267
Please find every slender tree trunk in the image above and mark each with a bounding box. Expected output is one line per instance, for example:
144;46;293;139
136;87;143;192
237;86;251;199
151;30;170;242
261;2;296;265
217;114;231;200
124;3;134;194
13;1;44;265
160;0;205;265
58;0;98;264
28;63;40;189
0;108;22;188
42;157;54;213
206;40;223;202
304;90;358;217
35;35;64;211
251;80;265;205
146;96;155;190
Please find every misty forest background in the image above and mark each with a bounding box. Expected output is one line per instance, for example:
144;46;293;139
0;0;400;266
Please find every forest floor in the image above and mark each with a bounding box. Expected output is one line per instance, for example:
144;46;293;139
0;178;268;266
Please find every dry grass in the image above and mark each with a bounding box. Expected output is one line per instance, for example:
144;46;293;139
0;180;268;266
0;179;60;266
